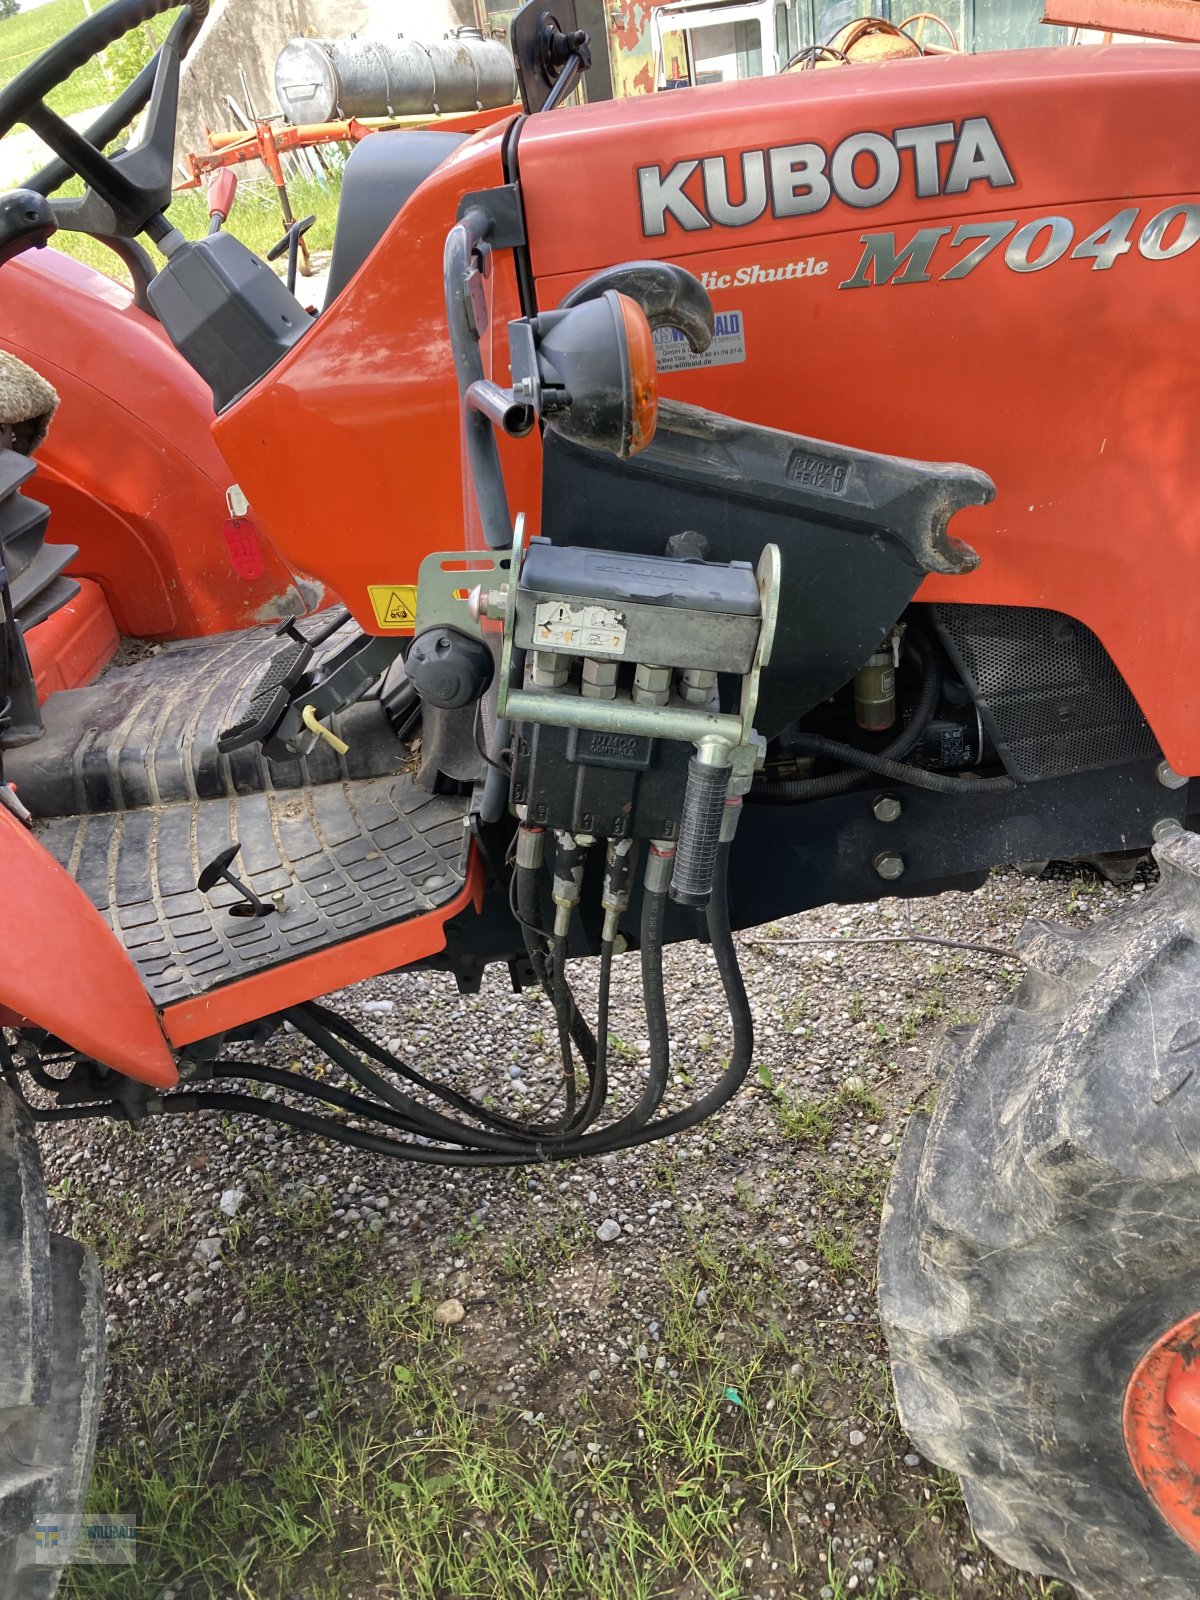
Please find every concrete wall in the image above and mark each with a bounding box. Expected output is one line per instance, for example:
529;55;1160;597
177;0;476;159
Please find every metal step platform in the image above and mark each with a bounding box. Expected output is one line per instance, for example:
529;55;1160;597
6;624;469;1010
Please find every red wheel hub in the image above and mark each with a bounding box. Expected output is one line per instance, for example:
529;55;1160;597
1125;1311;1200;1550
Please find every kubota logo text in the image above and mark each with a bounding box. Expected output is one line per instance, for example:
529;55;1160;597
637;118;1015;237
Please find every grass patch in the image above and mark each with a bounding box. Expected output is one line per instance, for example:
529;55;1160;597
773;1076;885;1148
0;0;343;287
47;171;343;285
0;0;109;117
52;1201;1067;1600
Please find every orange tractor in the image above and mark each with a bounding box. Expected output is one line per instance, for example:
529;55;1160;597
0;0;1198;1593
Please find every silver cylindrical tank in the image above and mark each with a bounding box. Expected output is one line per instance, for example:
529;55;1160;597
274;29;517;124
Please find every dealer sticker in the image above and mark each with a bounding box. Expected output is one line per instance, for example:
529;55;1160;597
653;309;746;373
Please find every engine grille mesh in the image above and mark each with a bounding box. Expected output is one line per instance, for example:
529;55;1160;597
932;604;1158;783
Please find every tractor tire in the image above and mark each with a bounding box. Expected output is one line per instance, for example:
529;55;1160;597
879;824;1200;1600
0;1084;104;1597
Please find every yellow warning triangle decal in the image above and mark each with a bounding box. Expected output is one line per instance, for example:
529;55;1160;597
367;584;418;629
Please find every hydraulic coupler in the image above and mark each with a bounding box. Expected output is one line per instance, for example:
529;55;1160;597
475;530;780;907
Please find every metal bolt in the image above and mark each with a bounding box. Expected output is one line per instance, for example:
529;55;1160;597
679;668;717;706
873;794;902;823
873;851;906;882
512;375;536;399
1157;759;1189;791
1153;818;1184;844
632;663;671;707
531;650;569;689
467;584;508;623
581;658;619;700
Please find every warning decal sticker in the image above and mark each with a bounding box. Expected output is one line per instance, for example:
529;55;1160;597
534;600;628;656
653;309;746;373
367;585;418;629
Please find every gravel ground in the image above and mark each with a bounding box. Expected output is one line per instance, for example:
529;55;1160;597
39;862;1144;1600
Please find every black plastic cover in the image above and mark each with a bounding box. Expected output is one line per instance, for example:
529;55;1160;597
0;189;56;266
146;231;310;411
406;625;494;710
519;539;760;614
542;400;992;736
326;130;466;305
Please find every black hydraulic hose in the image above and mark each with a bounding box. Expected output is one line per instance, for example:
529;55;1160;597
764;735;1016;796
34;851;748;1165
870;631;941;765
516;860;600;1083
550;933;579;1129
283;1004;535;1155
580;940;613;1131
210;1059;467;1135
754;629;942;803
527;876;673;1159
306;988;595;1144
34;857;747;1164
30;1102;125;1123
152;1092;536;1167
601;840;754;1150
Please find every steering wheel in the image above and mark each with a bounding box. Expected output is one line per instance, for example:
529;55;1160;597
899;10;961;50
0;0;209;246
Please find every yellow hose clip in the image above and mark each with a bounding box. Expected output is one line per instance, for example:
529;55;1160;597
301;704;349;756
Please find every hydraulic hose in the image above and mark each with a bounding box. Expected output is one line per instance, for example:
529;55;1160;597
516;857;601;1092
550;932;579;1129
765;735;1016;796
754;628;943;803
528;858;675;1159
144;878;673;1165
34;826;752;1166
283;1003;534;1155
38;845;752;1167
605;839;754;1150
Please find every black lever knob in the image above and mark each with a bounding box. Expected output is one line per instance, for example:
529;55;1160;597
0;191;56;268
197;844;275;918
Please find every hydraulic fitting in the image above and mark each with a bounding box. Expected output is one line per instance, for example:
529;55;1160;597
601;836;639;942
644;838;678;896
551;831;590;937
679;667;718;707
532;650;570;690
581;658;619;701
632;662;672;708
515;822;546;871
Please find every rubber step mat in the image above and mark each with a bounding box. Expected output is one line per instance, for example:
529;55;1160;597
8;622;402;818
34;778;468;1009
10;623;470;1009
